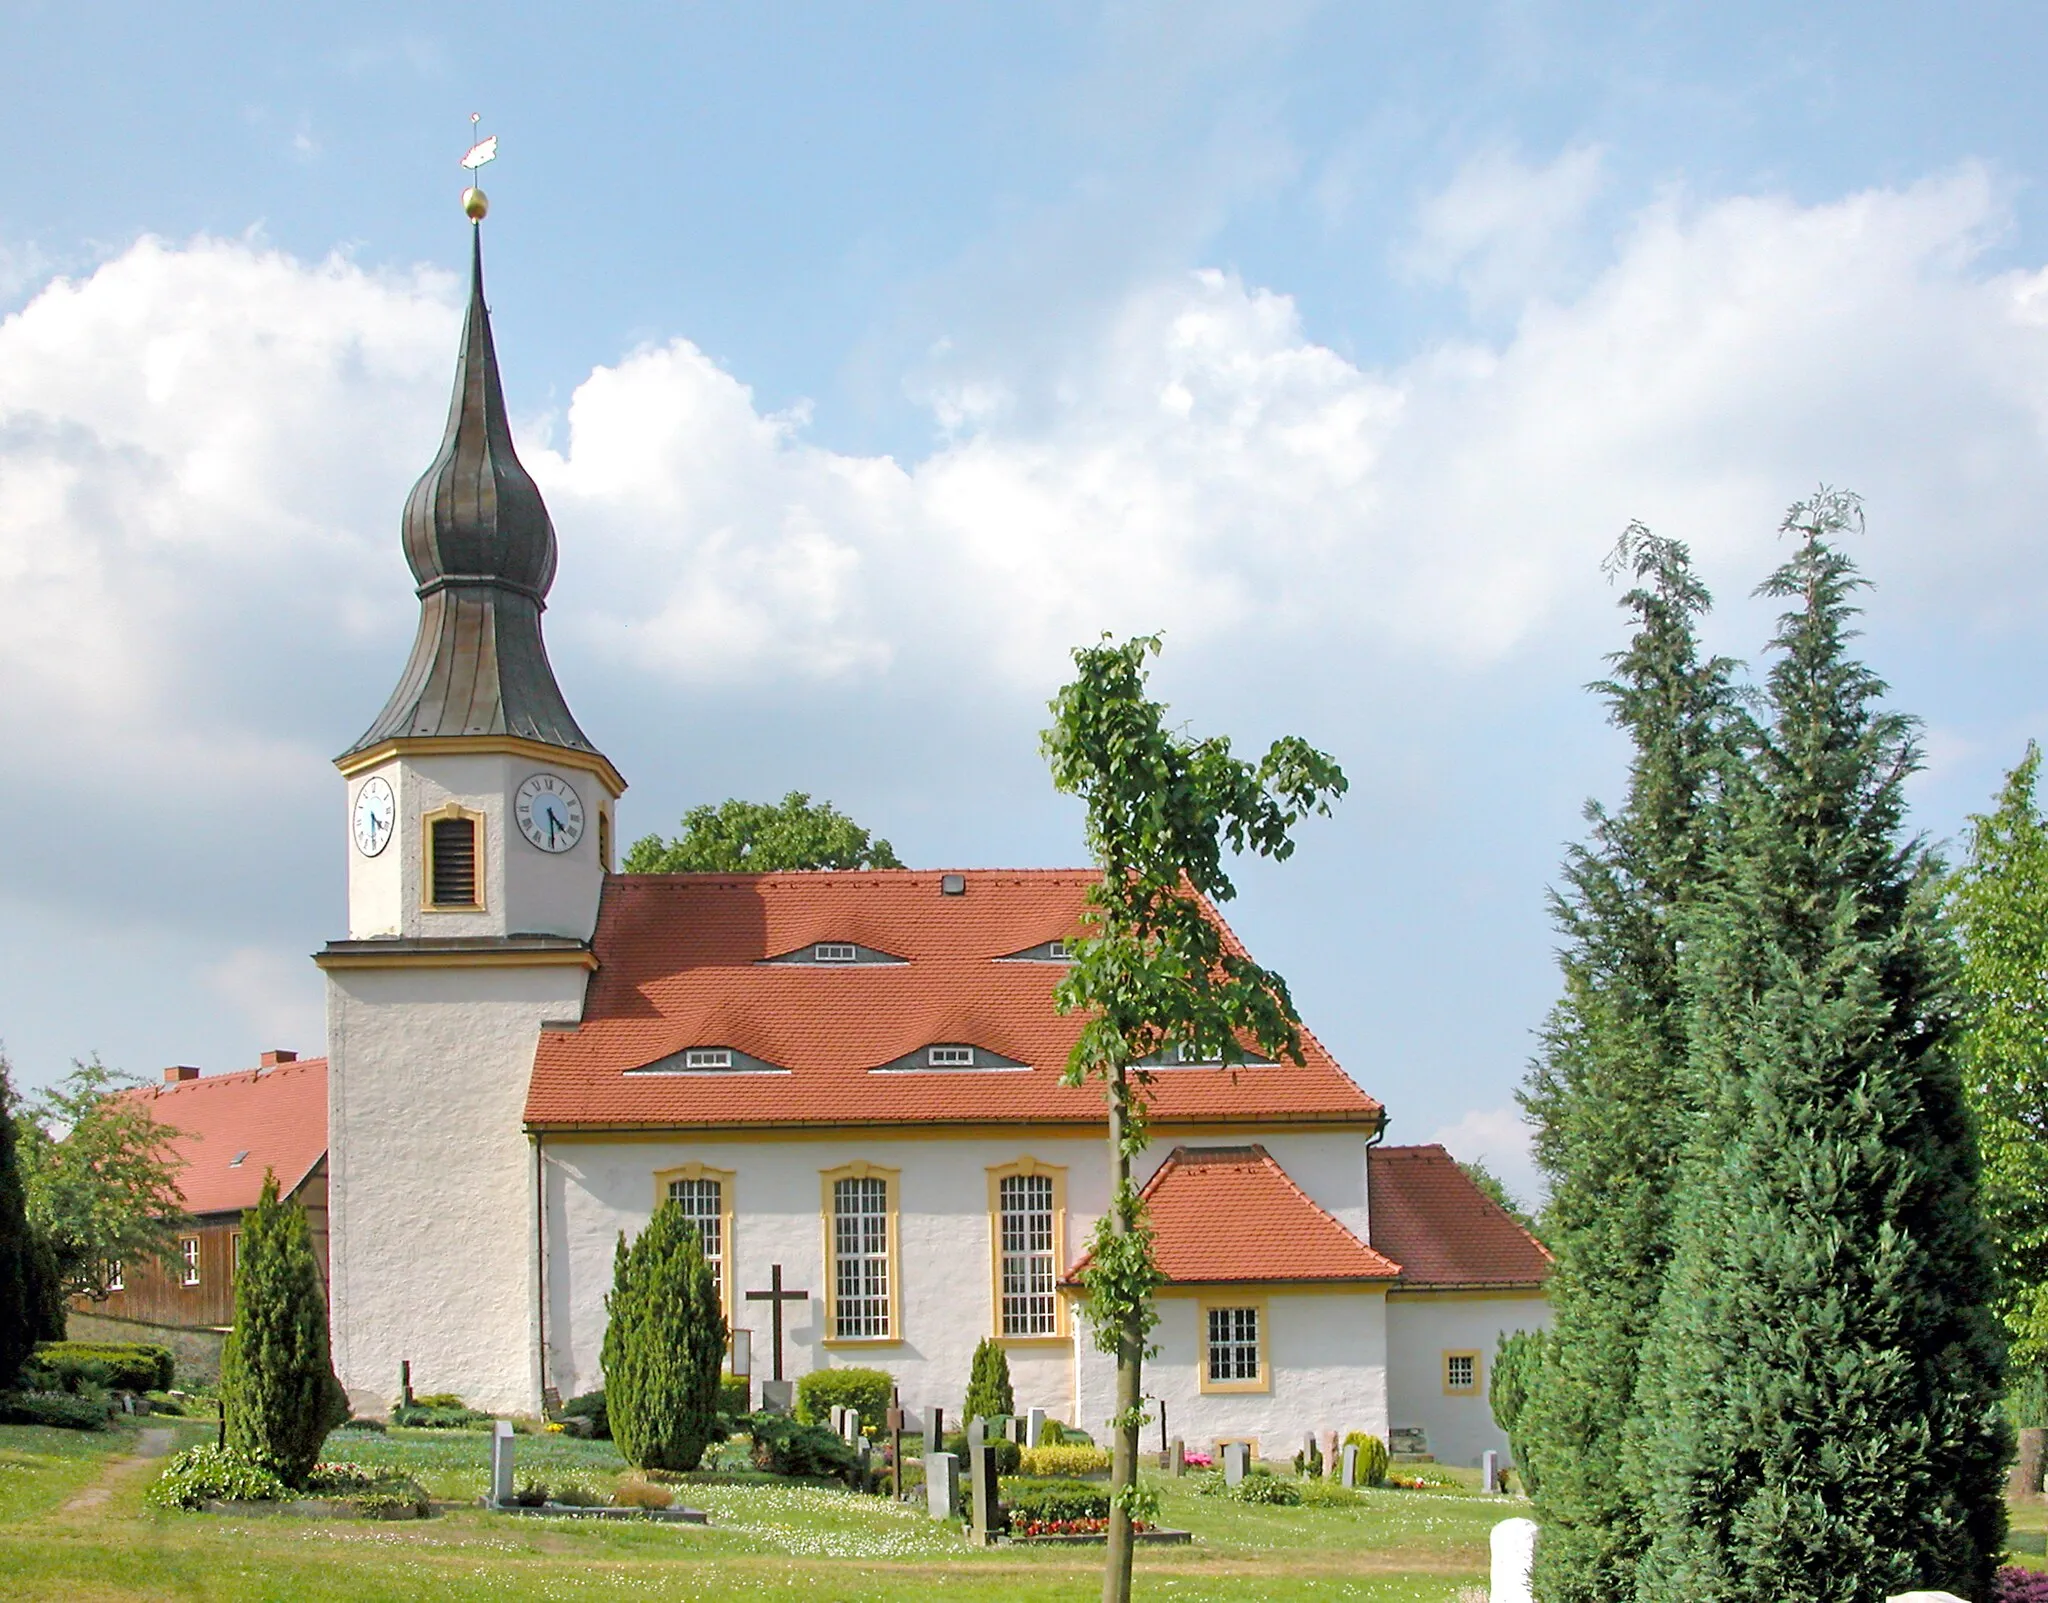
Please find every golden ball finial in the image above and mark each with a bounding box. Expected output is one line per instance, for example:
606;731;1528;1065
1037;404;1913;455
462;186;489;221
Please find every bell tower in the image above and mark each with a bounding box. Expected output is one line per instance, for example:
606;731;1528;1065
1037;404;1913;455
317;176;623;1415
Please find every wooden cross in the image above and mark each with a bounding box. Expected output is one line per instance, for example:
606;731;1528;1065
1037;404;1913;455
744;1262;810;1382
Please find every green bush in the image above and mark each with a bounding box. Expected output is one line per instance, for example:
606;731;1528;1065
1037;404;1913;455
388;1402;489;1430
1234;1468;1304;1506
718;1372;750;1418
336;1416;386;1433
1018;1443;1111;1477
0;1389;110;1429
601;1201;726;1472
794;1366;893;1432
550;1478;608;1507
33;1341;173;1393
560;1389;610;1438
146;1444;290;1509
1003;1477;1110;1522
1298;1478;1365;1507
944;1429;1022;1475
748;1412;861;1485
1340;1431;1389;1487
410;1392;467;1411
964;1338;1014;1423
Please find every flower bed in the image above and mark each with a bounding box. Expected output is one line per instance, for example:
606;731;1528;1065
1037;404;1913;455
1998;1566;2048;1602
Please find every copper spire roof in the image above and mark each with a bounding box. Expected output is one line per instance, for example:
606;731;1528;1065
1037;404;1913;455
343;227;598;758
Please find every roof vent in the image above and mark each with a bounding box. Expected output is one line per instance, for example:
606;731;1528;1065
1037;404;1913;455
259;1050;297;1067
163;1066;200;1084
229;1150;249;1168
940;873;966;896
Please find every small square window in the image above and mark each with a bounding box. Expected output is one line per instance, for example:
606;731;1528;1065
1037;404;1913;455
815;943;858;964
1047;940;1072;960
180;1237;201;1287
1207;1306;1260;1383
685;1048;733;1070
1445;1352;1479;1393
927;1045;975;1068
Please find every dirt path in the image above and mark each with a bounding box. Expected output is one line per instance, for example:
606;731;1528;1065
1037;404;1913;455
62;1426;176;1514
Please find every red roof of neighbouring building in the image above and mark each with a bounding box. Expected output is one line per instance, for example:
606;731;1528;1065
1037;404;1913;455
1367;1144;1551;1290
1068;1144;1402;1285
523;871;1384;1131
121;1056;328;1217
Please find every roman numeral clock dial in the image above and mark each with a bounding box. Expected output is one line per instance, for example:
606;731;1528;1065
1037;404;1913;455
351;776;395;857
516;773;584;853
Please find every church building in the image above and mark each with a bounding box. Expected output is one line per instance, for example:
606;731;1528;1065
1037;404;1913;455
317;212;1549;1466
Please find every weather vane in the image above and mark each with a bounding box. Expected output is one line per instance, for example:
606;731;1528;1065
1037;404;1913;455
460;112;497;222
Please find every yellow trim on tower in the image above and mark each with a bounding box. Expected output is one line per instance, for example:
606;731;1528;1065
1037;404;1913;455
338;735;626;799
315;946;595;972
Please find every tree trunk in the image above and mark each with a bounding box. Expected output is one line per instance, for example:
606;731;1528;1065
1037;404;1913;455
1103;1070;1140;1603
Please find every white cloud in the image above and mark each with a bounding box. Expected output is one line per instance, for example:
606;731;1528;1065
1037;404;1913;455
1400;144;1609;309
1428;1104;1539;1210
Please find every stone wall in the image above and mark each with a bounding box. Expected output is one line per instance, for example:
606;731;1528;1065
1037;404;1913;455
65;1310;227;1389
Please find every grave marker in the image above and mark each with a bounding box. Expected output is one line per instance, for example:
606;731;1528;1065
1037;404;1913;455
490;1419;515;1507
1322;1430;1339;1480
1025;1407;1046;1447
1483;1450;1500;1493
926;1450;960;1520
1491;1517;1537;1603
924;1405;945;1456
759;1379;794;1415
966;1419;999;1546
1169;1437;1185;1477
1223;1442;1249;1487
1340;1443;1359;1489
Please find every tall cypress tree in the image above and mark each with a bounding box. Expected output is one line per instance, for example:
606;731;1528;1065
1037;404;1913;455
0;1055;49;1389
1519;526;1736;1603
601;1200;725;1472
1635;491;2009;1602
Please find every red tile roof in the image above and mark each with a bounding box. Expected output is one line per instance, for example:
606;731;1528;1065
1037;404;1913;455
1069;1144;1401;1284
119;1058;328;1218
1367;1144;1551;1290
524;871;1384;1131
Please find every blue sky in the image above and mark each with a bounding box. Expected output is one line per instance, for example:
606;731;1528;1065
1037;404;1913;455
7;3;2048;1203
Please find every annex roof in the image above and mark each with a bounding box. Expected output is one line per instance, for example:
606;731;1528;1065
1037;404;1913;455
1068;1144;1401;1285
524;871;1384;1132
1367;1144;1551;1290
120;1057;329;1218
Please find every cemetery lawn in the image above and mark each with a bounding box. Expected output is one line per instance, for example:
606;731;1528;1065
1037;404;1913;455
0;1422;1506;1601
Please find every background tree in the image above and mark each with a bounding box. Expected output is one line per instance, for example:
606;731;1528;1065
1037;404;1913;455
1455;1158;1542;1241
1950;742;2048;1419
219;1172;348;1486
601;1200;726;1472
1634;491;2008;1602
624;791;903;873
16;1056;187;1302
965;1336;1015;1422
1489;1328;1549;1493
0;1053;51;1388
1517;526;1736;1603
1044;633;1345;1603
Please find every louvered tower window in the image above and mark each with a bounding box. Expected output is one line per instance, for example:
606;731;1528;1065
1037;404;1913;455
431;816;478;906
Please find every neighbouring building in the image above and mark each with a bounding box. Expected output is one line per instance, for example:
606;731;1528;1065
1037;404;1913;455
315;211;1550;1464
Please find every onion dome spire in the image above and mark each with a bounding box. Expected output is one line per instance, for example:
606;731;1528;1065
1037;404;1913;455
343;223;597;758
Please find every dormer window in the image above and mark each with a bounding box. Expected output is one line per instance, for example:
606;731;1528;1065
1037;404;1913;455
815;943;858;964
1047;940;1072;960
685;1048;733;1070
927;1045;976;1068
424;805;483;910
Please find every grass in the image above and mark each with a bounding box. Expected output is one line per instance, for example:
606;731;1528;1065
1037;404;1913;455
0;1423;1507;1601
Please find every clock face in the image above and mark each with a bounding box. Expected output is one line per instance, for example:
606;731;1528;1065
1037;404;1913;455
352;776;395;858
516;773;584;853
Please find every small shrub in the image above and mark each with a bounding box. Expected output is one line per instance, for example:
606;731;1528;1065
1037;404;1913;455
1340;1431;1389;1487
34;1342;174;1393
1233;1469;1303;1506
411;1392;466;1410
304;1461;380;1492
0;1389;110;1429
550;1478;607;1507
794;1366;893;1432
1997;1568;2048;1603
718;1373;749;1417
337;1416;386;1433
1018;1444;1111;1477
1003;1477;1111;1522
943;1430;1021;1475
390;1402;490;1429
964;1337;1014;1421
749;1412;861;1485
146;1444;290;1509
1298;1478;1365;1507
512;1476;549;1507
353;1487;429;1519
613;1476;675;1510
560;1389;610;1438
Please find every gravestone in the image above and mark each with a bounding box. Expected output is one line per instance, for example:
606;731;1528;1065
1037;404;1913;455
855;1435;872;1492
1389;1425;1428;1458
1169;1437;1185;1477
966;1419;999;1546
1483;1450;1500;1493
1491;1517;1537;1603
1301;1431;1318;1475
1322;1430;1339;1480
1340;1444;1359;1489
830;1405;847;1437
1026;1407;1046;1447
490;1419;515;1507
760;1379;794;1415
924;1405;945;1456
926;1450;960;1519
1222;1442;1249;1487
843;1410;863;1446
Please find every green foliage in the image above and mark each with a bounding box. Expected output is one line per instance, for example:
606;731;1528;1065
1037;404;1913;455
943;1430;1023;1475
719;1373;749;1418
218;1172;350;1488
34;1341;172;1393
0;1388;110;1429
1018;1443;1111;1476
624;791;902;874
1339;1431;1389;1488
561;1388;609;1438
1950;742;2048;1407
1632;491;2009;1603
1488;1330;1545;1493
15;1056;189;1302
964;1337;1014;1423
1519;523;1738;1603
145;1443;290;1509
747;1411;862;1484
389;1402;489;1429
599;1200;727;1472
1004;1477;1112;1521
1195;1466;1304;1505
0;1053;50;1389
794;1365;892;1431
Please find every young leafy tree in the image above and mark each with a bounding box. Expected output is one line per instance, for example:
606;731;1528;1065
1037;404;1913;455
1634;491;2009;1602
601;1200;727;1472
624;791;903;873
219;1172;349;1486
1950;743;2048;1414
0;1052;51;1388
1044;633;1345;1603
1517;526;1736;1603
965;1336;1015;1422
16;1056;187;1301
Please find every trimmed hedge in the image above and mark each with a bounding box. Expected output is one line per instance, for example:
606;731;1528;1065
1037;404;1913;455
748;1412;861;1485
0;1389;110;1430
1018;1444;1110;1477
34;1341;173;1393
794;1366;892;1432
944;1430;1022;1475
390;1402;490;1429
1002;1477;1110;1522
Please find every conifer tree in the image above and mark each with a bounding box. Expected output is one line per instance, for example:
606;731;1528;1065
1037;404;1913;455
219;1172;349;1486
1634;491;2009;1602
0;1054;49;1389
965;1336;1015;1422
1518;526;1735;1603
601;1200;726;1472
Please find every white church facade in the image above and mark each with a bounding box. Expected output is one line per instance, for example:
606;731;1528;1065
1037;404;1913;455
317;218;1549;1466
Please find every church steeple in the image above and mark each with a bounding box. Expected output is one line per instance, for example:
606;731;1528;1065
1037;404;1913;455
343;225;596;758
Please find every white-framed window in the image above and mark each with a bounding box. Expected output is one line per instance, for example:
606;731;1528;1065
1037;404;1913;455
685;1048;733;1070
815;943;858;964
180;1236;201;1287
1207;1306;1260;1383
832;1175;891;1338
1047;940;1072;960
667;1176;725;1299
998;1173;1057;1336
1444;1351;1480;1394
927;1045;975;1068
107;1261;123;1293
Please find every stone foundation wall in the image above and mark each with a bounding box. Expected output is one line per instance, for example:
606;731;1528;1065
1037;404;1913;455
64;1310;227;1389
